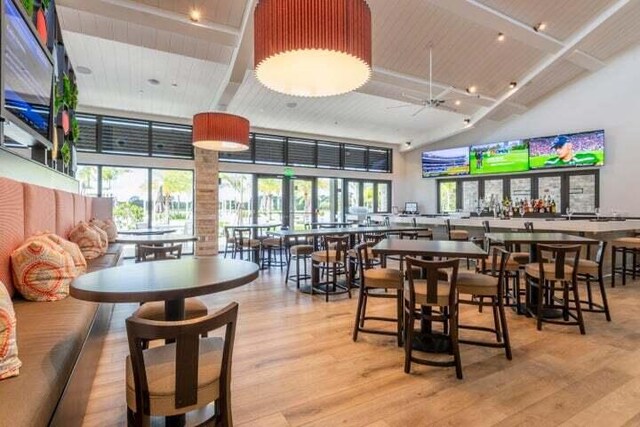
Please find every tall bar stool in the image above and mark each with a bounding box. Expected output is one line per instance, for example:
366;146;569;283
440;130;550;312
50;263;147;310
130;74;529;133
352;242;404;346
611;236;640;287
311;235;351;302
403;257;463;379
348;233;383;286
233;228;260;263
524;221;534;232
572;241;611;321
261;236;286;270
525;244;585;334
456;248;513;360
412;218;433;240
285;237;314;288
223;227;235;258
444;218;469;241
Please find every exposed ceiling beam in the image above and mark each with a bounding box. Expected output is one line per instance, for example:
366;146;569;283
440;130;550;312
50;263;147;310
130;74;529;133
428;0;606;72
56;0;239;48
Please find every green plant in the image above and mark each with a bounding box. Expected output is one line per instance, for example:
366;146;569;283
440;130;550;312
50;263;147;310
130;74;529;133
21;0;34;16
41;0;50;10
113;202;144;230
54;84;64;115
68;80;78;110
70;116;80;142
60;140;71;166
62;75;73;108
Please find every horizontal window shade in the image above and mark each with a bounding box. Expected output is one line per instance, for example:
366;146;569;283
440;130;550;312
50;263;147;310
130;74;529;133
317;142;341;168
218;147;253;163
101;117;149;155
344;145;367;170
368;149;389;171
287;138;316;166
255;134;285;165
151;123;193;158
76;114;97;152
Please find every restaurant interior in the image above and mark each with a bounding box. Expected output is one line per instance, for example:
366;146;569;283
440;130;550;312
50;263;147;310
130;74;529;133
1;0;640;426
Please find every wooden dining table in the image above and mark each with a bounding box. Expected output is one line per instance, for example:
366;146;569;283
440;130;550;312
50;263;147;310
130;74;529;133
372;238;488;354
117;228;177;236
225;223;282;239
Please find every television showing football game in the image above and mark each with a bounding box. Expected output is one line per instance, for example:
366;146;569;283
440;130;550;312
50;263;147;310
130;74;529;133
469;140;529;175
422;147;470;178
528;130;605;170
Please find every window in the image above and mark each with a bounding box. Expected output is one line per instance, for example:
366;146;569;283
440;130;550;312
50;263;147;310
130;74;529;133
363;182;374;212
218;173;253;237
510;178;531;203
101;117;149;156
484;179;504;206
291;179;313;230
439;181;457;213
344;145;367;170
317;178;343;222
257;177;283;224
151;123;193;159
368;148;390;172
152;169;194;251
377;182;389;212
287;138;316;167
76;165;99;196
347;181;361;212
538;176;562;208
255;134;285;165
76;114;97;152
102;167;150;233
317;142;341;169
462;181;479;212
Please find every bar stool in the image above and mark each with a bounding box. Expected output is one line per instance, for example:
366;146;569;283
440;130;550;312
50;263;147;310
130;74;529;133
285;239;314;288
525;244;585;334
572;241;611;321
311;235;351;302
261;236;286;270
456;248;512;360
352;242;404;346
412;218;433;240
611;237;640;287
223;227;235;258
444;218;468;241
403;257;463;379
233;228;261;263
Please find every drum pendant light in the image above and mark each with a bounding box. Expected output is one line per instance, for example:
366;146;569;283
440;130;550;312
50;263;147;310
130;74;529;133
192;112;250;152
254;0;372;97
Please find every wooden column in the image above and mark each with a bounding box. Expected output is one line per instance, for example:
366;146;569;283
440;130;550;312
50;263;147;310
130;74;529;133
194;147;219;256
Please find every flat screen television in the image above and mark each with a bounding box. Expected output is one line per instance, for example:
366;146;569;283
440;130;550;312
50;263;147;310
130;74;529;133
2;0;53;140
404;202;418;213
469;139;529;175
421;147;470;178
528;130;605;170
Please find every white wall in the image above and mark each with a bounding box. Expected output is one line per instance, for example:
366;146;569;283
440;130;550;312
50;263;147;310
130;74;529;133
399;44;640;215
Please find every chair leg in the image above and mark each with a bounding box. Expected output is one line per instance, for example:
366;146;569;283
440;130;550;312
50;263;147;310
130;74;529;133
360;291;368;327
586;277;594;310
397;290;403;347
450;304;463;380
498;298;513;360
285;253;292;283
404;307;413;374
491;296;502;343
598;274;612;322
622;249;627;286
536;279;545;331
353;286;365;342
571;280;586;335
611;247;617;288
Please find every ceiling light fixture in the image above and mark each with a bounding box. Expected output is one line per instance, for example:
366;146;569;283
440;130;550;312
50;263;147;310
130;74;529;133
466;86;477;94
497;32;505;42
533;22;547;32
192;112;250;152
254;0;372;97
455;100;461;106
509;81;517;89
189;8;201;22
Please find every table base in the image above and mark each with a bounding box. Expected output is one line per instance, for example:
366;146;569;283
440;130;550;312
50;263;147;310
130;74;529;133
412;332;451;354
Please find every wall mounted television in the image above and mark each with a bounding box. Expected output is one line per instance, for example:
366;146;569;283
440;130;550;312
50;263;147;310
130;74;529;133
422;147;470;178
528;130;605;170
2;0;53;142
469;139;529;175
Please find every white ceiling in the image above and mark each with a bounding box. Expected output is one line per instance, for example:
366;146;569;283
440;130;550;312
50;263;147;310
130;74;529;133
56;0;640;150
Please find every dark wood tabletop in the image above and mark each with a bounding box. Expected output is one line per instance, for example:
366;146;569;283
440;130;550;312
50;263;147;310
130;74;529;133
485;232;598;245
372;239;488;258
115;234;199;245
270;224;432;238
70;258;259;303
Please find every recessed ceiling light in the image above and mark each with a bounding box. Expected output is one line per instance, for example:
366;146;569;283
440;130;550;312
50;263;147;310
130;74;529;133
463;118;471;125
455;100;461;106
497;32;505;42
171;83;178;88
405;141;412;147
286;102;298;108
533;22;547;32
76;66;92;75
466;86;477;94
190;8;201;22
147;78;160;86
509;81;517;89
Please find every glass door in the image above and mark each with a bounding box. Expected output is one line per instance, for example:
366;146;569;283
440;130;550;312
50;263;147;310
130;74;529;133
256;176;283;226
290;178;314;230
218;173;254;239
346;180;362;218
316;178;343;223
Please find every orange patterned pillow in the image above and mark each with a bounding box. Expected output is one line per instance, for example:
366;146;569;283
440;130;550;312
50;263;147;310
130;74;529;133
68;222;106;260
0;282;21;380
91;218;117;243
25;233;87;276
10;238;74;301
89;223;109;250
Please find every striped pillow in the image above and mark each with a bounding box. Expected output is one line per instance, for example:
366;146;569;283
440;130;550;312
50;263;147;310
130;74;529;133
69;222;106;260
0;282;21;380
10;238;74;302
91;218;118;243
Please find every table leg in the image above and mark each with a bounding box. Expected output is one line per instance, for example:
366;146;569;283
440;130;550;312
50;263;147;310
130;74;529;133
412;306;450;354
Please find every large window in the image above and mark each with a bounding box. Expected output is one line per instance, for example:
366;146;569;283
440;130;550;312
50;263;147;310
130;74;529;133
377;183;389;213
101;167;150;231
151;170;193;233
76;165;99;197
218;173;253;236
317;178;343;223
363;182;374;212
256;177;283;224
439;181;457;213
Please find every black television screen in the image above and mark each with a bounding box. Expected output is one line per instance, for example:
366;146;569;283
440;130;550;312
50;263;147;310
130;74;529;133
3;0;53;139
421;147;470;178
528;130;605;170
469;139;529;175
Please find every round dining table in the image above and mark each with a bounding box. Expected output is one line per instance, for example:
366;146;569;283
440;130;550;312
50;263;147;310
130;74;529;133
70;258;259;321
115;234;199;246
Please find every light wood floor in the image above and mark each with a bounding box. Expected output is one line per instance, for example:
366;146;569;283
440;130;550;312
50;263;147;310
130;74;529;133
82;264;640;427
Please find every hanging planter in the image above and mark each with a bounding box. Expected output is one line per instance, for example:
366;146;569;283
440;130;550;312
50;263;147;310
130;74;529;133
36;8;47;44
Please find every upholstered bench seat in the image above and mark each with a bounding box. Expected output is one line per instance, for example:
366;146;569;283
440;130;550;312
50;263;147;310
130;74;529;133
0;297;100;427
87;244;124;272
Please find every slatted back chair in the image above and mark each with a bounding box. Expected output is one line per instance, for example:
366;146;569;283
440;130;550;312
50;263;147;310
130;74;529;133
524;222;534;232
136;244;182;263
125;303;238;426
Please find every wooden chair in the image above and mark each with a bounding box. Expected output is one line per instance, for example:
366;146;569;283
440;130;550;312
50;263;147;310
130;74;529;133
261;236;285;270
233;228;260;263
133;244;208;324
125;303;238;427
403;257;463;379
457;248;513;360
572;241;611;321
611;237;640;287
412;218;433;240
524;221;534;232
352;242;403;346
223;227;235;259
311;235;351;302
444;218;468;241
525;244;585;334
285;237;314;288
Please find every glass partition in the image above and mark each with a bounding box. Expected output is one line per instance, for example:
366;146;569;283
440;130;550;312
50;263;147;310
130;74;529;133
152;169;194;252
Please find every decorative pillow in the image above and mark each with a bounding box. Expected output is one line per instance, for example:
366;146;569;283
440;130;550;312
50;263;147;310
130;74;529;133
0;282;21;380
68;222;106;260
91;218;117;243
89;223;109;250
11;238;74;301
25;233;87;276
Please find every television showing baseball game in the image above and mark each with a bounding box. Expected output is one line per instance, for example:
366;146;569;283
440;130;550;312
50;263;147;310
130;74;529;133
421;147;470;178
528;130;605;170
469;140;529;175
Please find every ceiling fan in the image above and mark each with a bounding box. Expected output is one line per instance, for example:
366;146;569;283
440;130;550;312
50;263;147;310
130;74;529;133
387;46;459;116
